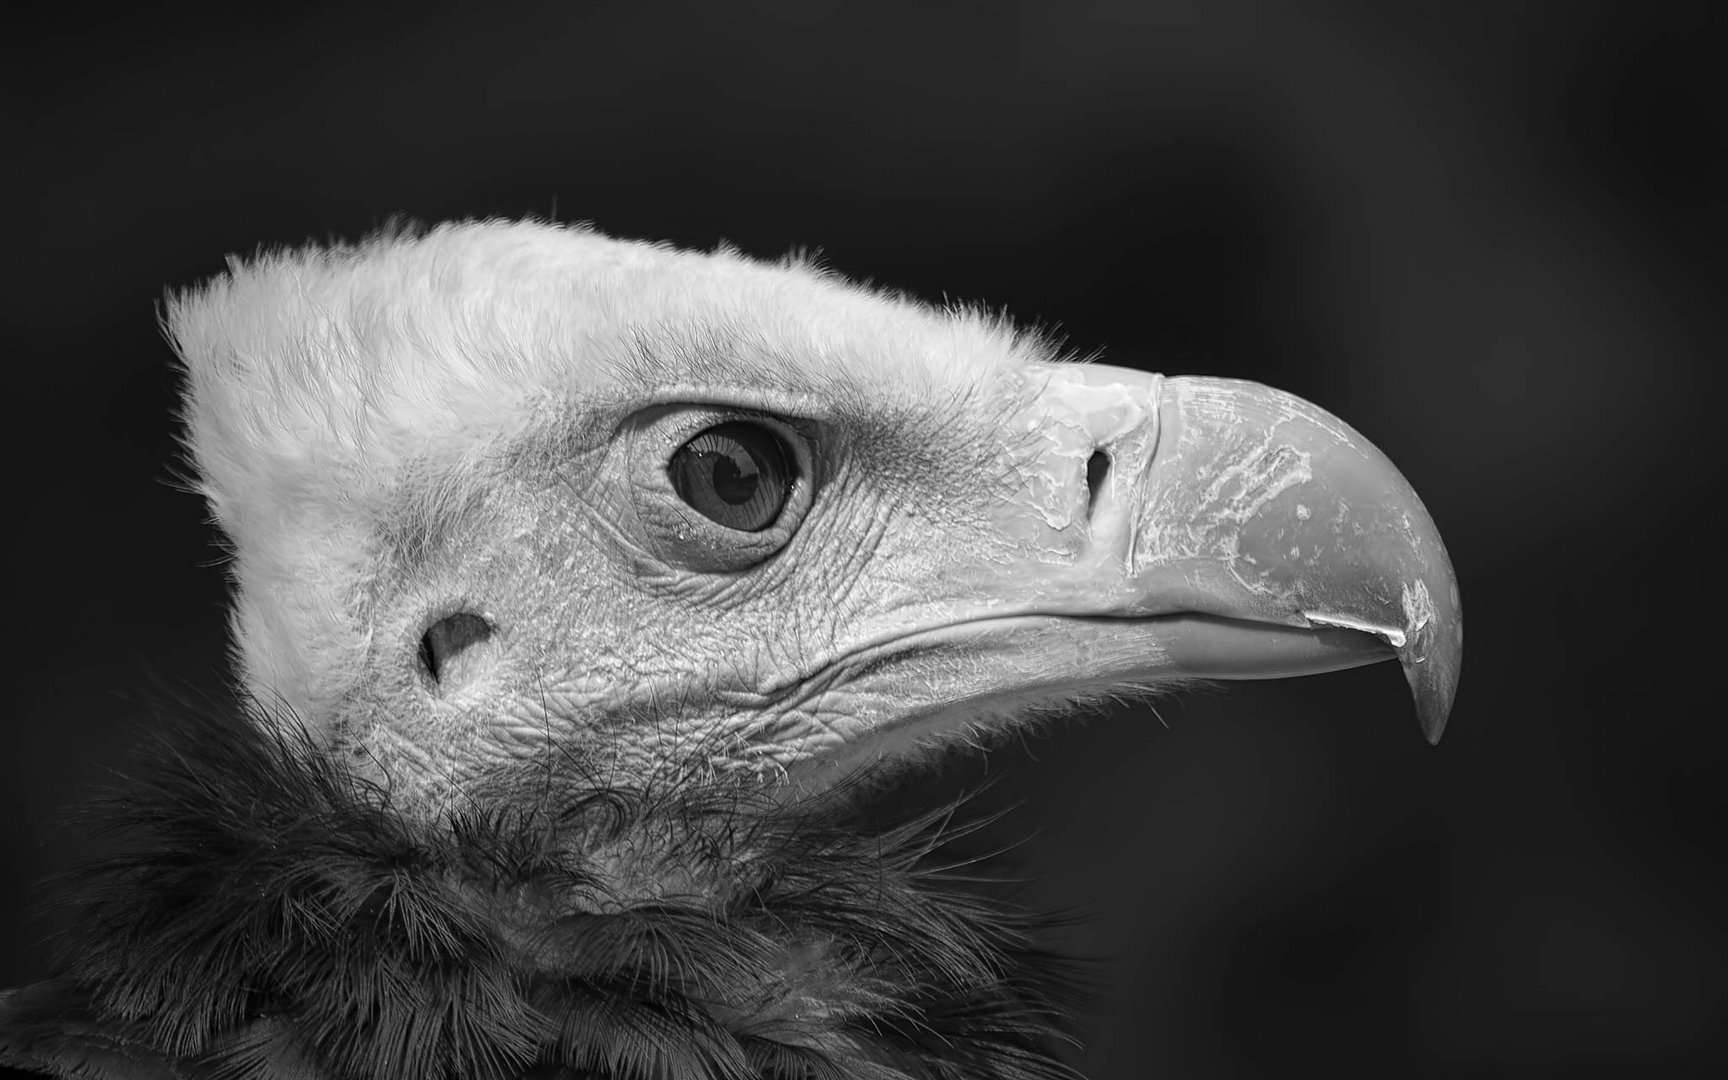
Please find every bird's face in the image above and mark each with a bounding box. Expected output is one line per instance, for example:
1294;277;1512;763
169;223;1457;834
0;221;1462;1079
341;355;1458;823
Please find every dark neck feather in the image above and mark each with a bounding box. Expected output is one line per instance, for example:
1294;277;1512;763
3;699;1083;1080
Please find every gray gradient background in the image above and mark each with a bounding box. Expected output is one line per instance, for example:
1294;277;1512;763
4;2;1720;1075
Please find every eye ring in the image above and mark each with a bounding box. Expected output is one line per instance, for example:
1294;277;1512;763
667;421;797;532
626;407;816;573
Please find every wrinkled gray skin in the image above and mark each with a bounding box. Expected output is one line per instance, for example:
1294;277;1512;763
339;358;1459;826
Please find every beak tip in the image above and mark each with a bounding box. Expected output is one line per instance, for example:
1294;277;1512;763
1417;694;1450;745
1405;624;1461;745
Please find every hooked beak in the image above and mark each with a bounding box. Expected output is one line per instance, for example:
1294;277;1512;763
781;361;1462;788
1014;364;1462;742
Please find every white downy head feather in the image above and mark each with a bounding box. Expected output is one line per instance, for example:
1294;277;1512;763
167;220;1048;724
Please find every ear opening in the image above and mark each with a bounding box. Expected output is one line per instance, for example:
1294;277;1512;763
418;612;497;694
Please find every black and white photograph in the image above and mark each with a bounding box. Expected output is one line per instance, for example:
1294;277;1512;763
3;3;1720;1077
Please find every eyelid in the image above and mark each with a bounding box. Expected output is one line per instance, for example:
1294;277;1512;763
626;386;835;422
636;405;818;466
620;405;822;574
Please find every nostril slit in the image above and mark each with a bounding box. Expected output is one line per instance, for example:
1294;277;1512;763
1085;450;1111;519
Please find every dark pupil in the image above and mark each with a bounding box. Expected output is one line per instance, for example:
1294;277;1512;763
709;447;761;505
668;421;793;532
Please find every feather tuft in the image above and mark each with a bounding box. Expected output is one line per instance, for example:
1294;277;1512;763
1;695;1084;1080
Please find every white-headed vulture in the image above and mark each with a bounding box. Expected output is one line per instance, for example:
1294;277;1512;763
0;221;1460;1080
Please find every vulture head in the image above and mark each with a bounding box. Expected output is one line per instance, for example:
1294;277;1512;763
0;221;1460;1080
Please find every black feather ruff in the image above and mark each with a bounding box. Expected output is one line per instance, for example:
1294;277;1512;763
0;699;1085;1080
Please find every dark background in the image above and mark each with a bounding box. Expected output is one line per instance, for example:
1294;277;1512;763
5;1;1722;1075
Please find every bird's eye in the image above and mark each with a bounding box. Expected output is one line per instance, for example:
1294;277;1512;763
667;421;795;532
